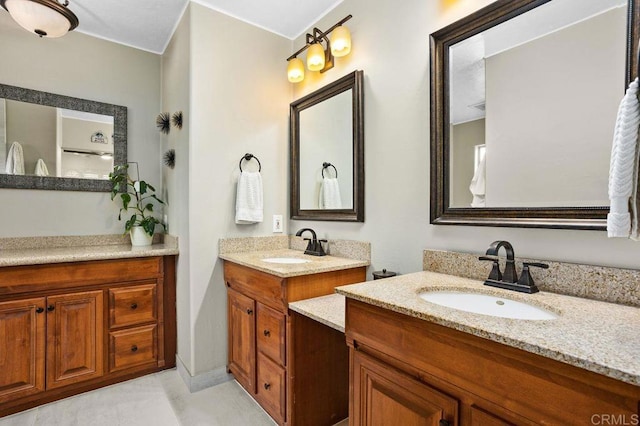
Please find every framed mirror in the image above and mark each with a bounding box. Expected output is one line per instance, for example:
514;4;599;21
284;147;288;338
0;83;127;192
290;70;364;222
430;0;638;229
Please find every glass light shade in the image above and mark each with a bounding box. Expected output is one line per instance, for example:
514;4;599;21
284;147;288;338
307;43;326;71
3;0;78;38
330;26;351;57
287;58;305;83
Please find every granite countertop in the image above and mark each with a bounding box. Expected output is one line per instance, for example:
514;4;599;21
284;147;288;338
289;294;346;332
219;249;369;278
336;271;640;387
0;240;179;267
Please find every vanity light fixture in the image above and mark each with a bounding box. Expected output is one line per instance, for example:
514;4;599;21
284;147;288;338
0;0;79;38
286;15;352;83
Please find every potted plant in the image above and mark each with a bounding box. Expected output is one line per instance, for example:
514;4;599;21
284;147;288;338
109;164;165;246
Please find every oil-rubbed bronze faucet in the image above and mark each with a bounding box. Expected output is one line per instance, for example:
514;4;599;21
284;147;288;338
479;240;547;294
295;228;327;256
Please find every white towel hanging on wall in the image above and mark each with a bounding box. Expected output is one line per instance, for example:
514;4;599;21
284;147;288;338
34;158;49;176
5;141;25;175
235;171;263;224
607;78;640;239
319;177;342;209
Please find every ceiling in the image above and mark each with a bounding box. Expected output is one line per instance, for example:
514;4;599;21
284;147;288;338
60;0;343;54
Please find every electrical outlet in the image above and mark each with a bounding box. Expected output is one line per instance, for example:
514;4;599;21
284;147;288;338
273;215;283;233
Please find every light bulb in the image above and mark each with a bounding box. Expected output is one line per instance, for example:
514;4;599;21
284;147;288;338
330;26;351;57
307;43;325;71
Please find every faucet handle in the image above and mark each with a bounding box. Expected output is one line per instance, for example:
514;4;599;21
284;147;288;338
517;262;549;289
524;262;549;269
479;256;502;281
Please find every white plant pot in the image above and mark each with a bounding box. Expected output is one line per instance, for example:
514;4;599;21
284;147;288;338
130;226;153;247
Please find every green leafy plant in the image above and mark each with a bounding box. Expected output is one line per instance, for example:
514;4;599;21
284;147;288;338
109;164;165;236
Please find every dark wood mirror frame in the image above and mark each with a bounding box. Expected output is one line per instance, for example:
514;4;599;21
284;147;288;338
290;70;364;222
0;83;127;192
430;0;639;230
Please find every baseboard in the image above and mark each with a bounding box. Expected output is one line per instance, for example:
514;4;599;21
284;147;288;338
175;355;232;393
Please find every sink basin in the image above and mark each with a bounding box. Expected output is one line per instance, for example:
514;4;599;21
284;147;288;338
419;291;558;320
262;257;311;264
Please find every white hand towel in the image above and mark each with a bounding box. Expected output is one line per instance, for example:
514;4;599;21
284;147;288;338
607;78;640;238
5;141;25;175
235;171;263;224
34;158;49;177
469;154;486;207
319;177;342;209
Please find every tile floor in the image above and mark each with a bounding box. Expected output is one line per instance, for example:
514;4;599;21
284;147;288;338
0;370;278;426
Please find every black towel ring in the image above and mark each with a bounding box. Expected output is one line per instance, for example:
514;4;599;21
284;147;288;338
322;162;338;178
239;153;261;172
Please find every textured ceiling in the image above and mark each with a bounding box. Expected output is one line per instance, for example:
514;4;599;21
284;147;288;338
60;0;342;53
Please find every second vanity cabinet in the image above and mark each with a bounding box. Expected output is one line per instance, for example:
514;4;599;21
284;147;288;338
225;261;365;426
0;256;176;417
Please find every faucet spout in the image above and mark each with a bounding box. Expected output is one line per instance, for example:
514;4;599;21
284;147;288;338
485;240;517;283
295;228;326;256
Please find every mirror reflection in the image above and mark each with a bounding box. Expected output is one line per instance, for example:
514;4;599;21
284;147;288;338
448;0;626;209
1;99;114;179
299;89;353;210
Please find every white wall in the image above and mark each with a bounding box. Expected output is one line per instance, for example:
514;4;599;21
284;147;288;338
450;119;485;207
0;12;161;237
291;0;640;273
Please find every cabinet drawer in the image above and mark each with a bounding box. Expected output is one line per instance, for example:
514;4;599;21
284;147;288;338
257;303;286;366
224;262;285;312
109;283;157;328
256;353;286;424
109;325;157;372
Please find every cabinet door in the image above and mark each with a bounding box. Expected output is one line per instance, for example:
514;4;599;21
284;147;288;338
46;290;104;389
228;288;256;393
352;350;458;426
0;298;46;403
256;302;286;366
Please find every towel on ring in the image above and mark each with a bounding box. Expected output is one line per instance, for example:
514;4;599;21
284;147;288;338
607;77;640;239
5;141;25;175
469;154;486;207
235;171;263;224
34;158;49;176
319;177;342;209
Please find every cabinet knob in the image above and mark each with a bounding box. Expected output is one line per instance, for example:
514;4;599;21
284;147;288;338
47;305;55;312
246;309;253;315
226;281;231;288
263;383;271;390
131;303;138;310
131;345;138;353
36;307;44;313
439;420;450;426
263;330;270;337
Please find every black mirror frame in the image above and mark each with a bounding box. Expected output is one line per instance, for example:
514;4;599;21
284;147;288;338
0;83;127;192
430;0;639;230
290;70;365;222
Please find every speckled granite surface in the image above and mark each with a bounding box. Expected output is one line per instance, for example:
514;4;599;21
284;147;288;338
336;271;640;387
218;236;289;255
219;249;369;278
424;250;640;307
289;236;371;261
0;234;178;267
289;294;346;333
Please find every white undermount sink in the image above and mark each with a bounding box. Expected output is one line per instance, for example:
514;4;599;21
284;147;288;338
418;290;558;320
261;257;311;264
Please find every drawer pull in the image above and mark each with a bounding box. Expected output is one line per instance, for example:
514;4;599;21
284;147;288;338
263;329;270;337
439;420;450;426
246;309;253;315
36;307;44;313
131;303;138;310
131;345;138;353
263;383;271;390
47;305;55;312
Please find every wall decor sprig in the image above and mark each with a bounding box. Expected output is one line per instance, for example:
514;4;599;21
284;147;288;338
171;111;183;129
164;149;176;169
156;112;171;134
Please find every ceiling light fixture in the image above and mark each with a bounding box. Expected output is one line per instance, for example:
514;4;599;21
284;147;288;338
0;0;79;38
286;15;352;83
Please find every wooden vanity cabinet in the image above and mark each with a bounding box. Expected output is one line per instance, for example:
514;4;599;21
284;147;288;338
0;256;176;417
346;299;640;426
225;261;365;426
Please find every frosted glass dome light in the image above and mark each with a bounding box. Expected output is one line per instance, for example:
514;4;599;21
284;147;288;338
1;0;79;38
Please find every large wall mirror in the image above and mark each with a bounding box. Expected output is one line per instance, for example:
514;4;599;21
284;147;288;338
0;83;127;192
430;0;638;229
290;70;364;222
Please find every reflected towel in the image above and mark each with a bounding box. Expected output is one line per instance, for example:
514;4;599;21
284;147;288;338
469;154;486;207
608;78;640;239
5;141;24;175
319;177;342;209
34;158;49;177
235;171;263;224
